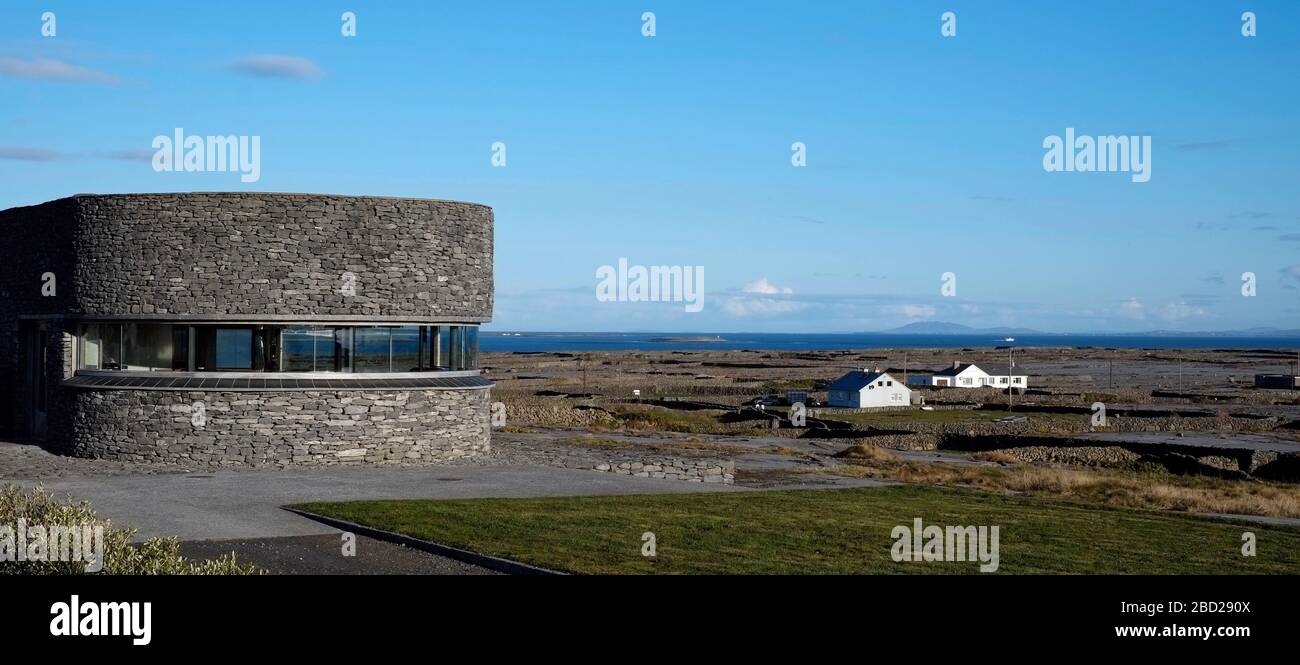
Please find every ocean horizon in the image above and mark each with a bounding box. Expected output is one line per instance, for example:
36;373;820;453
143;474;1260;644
480;331;1300;353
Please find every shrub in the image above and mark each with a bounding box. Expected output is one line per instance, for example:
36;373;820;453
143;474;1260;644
0;484;260;575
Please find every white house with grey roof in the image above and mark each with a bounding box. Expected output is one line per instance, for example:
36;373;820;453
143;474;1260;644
908;361;1029;391
826;370;912;408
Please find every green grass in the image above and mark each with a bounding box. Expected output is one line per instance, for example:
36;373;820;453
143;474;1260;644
294;485;1300;574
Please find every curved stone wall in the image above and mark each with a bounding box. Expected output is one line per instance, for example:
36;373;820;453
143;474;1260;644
54;387;490;466
3;192;493;322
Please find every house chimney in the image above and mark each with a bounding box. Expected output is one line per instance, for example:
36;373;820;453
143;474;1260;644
953;361;961;369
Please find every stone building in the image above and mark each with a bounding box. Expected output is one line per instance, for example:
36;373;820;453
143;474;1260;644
0;193;494;466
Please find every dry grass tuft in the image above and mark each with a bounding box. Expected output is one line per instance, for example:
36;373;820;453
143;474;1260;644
834;444;898;462
813;457;1300;518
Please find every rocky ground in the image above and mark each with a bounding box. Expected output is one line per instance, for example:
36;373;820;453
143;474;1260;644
483;347;1300;481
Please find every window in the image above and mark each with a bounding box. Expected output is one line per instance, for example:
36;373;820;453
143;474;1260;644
215;329;253;369
78;323;478;374
81;323;184;371
1013;377;1022;384
281;326;338;372
123;323;186;371
391;326;420;372
353;326;392;373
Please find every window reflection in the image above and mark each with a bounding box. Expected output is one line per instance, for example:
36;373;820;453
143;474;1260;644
78;323;479;373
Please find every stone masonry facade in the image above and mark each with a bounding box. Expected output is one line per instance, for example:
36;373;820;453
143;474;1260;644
0;193;495;466
0;192;493;322
57;388;490;467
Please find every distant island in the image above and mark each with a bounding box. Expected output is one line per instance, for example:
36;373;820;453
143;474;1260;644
876;322;1300;337
649;336;727;343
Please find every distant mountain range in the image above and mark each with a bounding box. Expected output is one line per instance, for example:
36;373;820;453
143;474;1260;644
877;322;1300;337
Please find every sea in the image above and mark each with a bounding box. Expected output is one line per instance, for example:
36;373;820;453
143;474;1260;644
480;332;1300;353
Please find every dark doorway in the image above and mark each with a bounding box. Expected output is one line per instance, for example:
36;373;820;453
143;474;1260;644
22;323;49;440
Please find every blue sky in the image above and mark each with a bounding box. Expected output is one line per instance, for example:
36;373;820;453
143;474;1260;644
2;1;1298;333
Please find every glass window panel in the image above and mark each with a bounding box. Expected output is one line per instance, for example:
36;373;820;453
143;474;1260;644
280;326;317;371
215;329;253;369
353;327;391;373
172;327;189;371
123;323;181;371
80;324;102;370
334;328;352;372
462;326;478;370
430;326;450;370
101;323;122;370
391;326;420;372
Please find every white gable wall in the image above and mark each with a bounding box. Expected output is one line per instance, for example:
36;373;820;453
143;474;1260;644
834;372;911;408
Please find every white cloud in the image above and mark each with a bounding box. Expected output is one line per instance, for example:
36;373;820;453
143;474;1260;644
721;297;806;317
1118;297;1145;319
742;277;793;295
227;54;323;81
0;57;119;84
1158;302;1208;321
886;304;936;319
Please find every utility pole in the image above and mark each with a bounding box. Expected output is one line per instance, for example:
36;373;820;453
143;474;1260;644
1109;353;1114;390
1178;357;1183;391
903;350;908;385
1008;345;1013;411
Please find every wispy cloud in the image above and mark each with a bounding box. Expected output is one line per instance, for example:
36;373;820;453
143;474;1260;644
1158;302;1209;322
787;215;825;225
97;148;155;162
885;304;936;319
1228;210;1271;220
1118;297;1145;320
1176;140;1233;152
227;54;323;81
1279;233;1300;242
2;146;158;162
0;146;65;161
742;277;793;295
0;56;120;84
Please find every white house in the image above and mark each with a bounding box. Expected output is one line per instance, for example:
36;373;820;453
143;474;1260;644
916;362;990;387
984;366;1029;392
907;362;1029;392
826;370;912;408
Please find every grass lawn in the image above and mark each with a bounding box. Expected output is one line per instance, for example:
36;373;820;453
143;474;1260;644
293;485;1300;574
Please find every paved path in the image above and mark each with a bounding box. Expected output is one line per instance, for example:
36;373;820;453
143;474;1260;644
15;464;748;541
178;534;501;575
